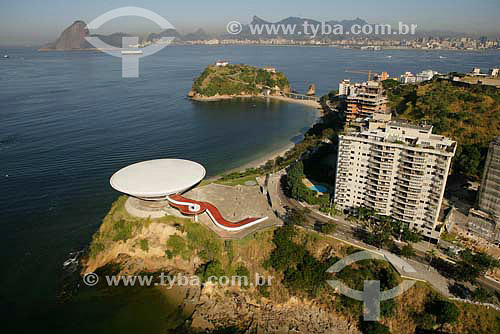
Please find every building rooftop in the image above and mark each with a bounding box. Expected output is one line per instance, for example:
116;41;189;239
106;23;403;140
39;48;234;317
110;159;206;199
388;121;433;131
343;120;456;153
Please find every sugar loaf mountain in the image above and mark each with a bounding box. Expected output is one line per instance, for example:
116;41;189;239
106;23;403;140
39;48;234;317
40;20;133;51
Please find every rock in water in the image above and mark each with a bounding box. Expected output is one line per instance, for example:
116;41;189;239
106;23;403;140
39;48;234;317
54;21;89;50
306;84;316;96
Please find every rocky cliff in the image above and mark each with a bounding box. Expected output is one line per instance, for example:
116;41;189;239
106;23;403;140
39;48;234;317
42;20;131;50
50;20;91;50
81;196;359;333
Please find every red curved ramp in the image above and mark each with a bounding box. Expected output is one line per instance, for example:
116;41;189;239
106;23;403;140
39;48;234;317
167;194;268;231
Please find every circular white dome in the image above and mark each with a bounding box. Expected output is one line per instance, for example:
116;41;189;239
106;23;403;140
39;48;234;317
110;159;206;199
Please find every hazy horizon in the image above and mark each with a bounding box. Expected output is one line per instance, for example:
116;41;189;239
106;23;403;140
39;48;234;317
1;0;500;46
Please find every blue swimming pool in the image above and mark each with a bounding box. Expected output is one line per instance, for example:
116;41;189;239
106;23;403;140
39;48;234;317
309;184;329;193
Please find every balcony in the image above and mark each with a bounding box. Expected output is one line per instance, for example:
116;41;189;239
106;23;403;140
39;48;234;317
397;177;422;188
364;200;388;211
401;156;426;164
367;173;391;182
399;168;425;180
400;162;425;171
369;162;393;171
393;201;418;214
395;185;420;197
392;212;415;224
394;195;418;207
366;184;391;193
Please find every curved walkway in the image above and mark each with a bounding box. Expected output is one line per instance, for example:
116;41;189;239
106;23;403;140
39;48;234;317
167;194;268;231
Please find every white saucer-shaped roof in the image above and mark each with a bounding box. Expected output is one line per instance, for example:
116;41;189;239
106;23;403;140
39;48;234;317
110;159;206;199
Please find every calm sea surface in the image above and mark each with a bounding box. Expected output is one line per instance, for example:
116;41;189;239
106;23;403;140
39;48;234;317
0;45;499;324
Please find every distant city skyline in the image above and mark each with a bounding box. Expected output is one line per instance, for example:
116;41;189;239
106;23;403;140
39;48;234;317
1;0;500;45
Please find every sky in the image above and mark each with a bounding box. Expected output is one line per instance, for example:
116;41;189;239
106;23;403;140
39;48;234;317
1;0;499;45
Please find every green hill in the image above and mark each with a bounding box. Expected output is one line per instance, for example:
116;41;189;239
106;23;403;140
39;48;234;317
383;79;500;179
191;64;290;97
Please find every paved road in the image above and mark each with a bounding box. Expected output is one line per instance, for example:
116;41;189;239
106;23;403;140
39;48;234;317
267;172;500;295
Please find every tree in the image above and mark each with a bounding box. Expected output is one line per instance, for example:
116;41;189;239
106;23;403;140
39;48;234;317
319;222;337;234
401;244;416;258
362;215;394;248
426;298;460;330
360;321;391;334
426;249;437;270
401;225;423;244
321;128;335;140
285;208;307;226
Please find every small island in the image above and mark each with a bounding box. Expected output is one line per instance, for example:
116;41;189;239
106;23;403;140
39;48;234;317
188;62;321;107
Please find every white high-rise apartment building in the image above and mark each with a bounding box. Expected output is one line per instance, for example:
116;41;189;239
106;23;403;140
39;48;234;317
334;121;457;242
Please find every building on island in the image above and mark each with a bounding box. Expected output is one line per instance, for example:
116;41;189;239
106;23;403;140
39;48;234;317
263;66;277;73
468;137;500;244
334;120;457;243
215;60;229;67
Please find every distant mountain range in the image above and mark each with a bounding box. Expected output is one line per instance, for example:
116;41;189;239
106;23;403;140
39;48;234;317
40;16;484;50
217;15;373;40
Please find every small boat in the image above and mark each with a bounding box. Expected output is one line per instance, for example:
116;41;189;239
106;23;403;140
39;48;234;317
386;56;392;59
439;56;447;59
2;55;9;59
121;50;143;55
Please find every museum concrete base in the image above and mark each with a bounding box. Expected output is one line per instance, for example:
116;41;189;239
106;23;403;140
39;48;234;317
124;196;170;218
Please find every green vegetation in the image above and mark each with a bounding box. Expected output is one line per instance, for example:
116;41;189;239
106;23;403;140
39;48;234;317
400;244;416;258
414;295;460;332
319;222;337;234
88;196;500;334
265;225;334;297
433;248;500;283
112;219;134;241
195;260;225;282
283;161;331;209
139;239;149;252
360;321;391;334
88;196;195;258
165;220;222;262
350;207;422;248
383;79;500;179
192;64;289;97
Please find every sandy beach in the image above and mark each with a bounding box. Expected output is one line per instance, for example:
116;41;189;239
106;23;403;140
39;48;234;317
195;94;324;180
190;94;322;109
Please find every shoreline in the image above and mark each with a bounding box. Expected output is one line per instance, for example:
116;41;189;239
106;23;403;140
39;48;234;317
190;94;322;109
206;104;323;181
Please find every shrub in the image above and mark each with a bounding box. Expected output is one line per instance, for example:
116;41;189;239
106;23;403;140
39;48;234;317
196;260;225;282
112;219;133;241
359;321;391;334
89;242;105;258
139;239;149;252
